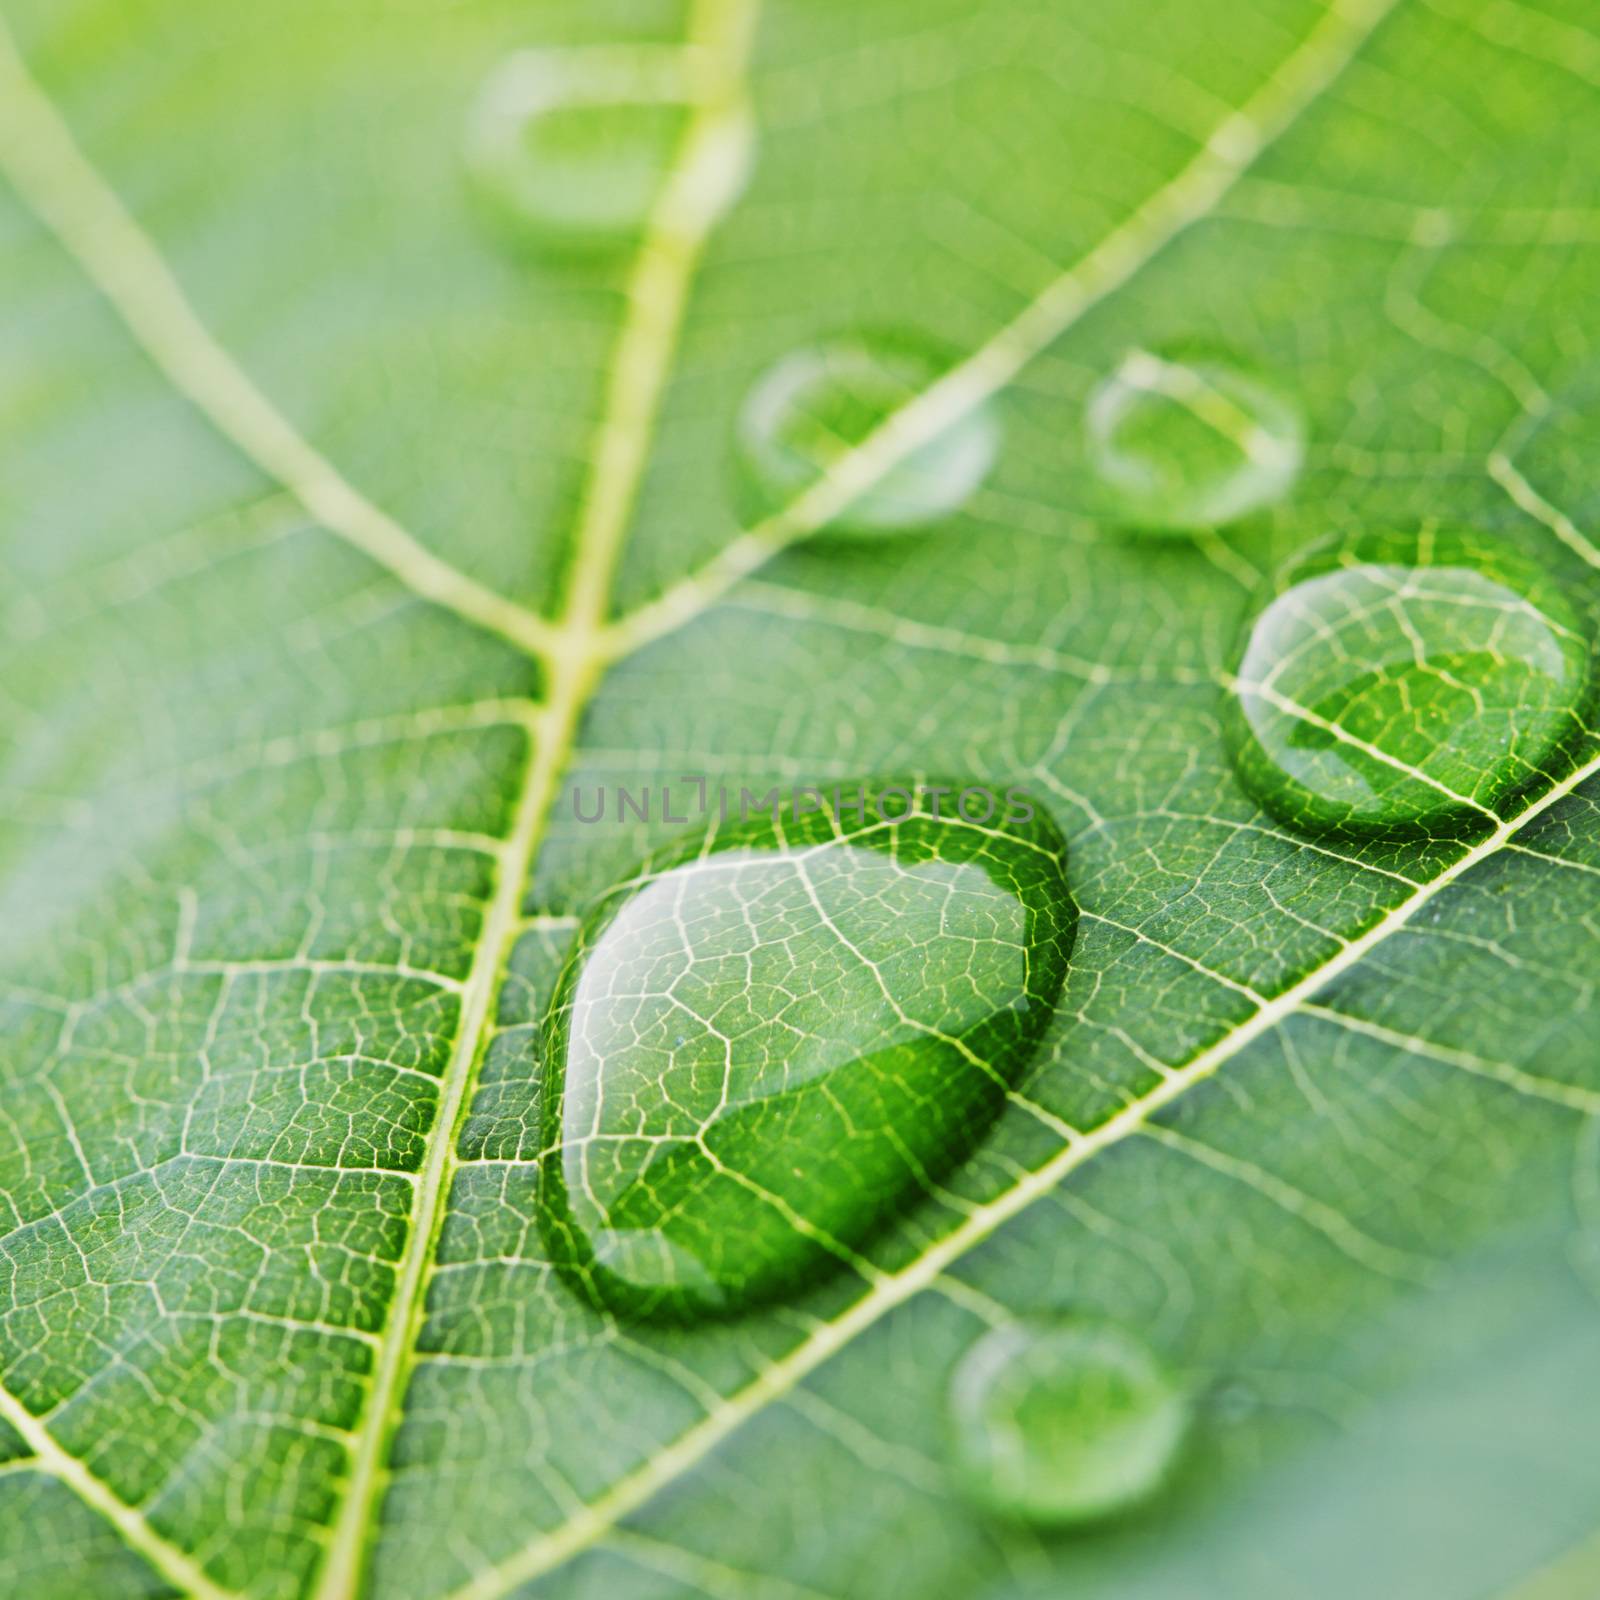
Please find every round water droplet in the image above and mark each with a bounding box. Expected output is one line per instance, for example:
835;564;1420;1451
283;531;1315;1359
737;333;1000;532
463;48;708;249
1224;528;1593;839
1085;346;1305;531
540;783;1076;1320
948;1319;1188;1528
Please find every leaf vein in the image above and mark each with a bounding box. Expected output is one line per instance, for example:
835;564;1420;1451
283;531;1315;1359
0;16;562;661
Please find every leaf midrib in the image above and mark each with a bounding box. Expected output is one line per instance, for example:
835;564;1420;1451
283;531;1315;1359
0;0;1459;1595
310;2;762;1594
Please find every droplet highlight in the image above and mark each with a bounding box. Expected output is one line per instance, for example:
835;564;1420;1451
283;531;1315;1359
1085;346;1305;531
463;47;721;249
948;1319;1188;1528
540;783;1076;1321
737;333;1000;532
1224;528;1593;839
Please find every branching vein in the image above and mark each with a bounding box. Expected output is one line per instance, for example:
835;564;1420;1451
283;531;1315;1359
598;0;1409;663
444;736;1600;1600
0;1381;240;1600
0;15;562;661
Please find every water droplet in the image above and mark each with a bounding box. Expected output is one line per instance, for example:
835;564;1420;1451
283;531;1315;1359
737;333;1000;532
948;1319;1188;1528
1085;346;1305;531
463;48;714;249
540;783;1076;1320
1224;528;1593;838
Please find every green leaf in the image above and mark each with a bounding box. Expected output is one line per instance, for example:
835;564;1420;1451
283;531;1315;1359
1;1;1598;1597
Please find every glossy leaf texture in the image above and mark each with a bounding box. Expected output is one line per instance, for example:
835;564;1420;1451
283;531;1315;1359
2;2;1600;1599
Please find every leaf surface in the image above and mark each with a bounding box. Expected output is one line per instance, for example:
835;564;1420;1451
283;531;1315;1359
2;1;1599;1598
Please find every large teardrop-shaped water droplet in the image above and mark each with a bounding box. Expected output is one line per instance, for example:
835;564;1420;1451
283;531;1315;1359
463;48;706;249
1085;346;1304;532
948;1319;1189;1528
737;333;1000;532
540;783;1075;1321
1223;528;1593;839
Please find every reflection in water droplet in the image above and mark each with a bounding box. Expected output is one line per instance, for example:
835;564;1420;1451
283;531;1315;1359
463;47;736;249
1086;346;1305;532
737;333;1001;532
540;783;1076;1321
949;1319;1188;1528
1224;528;1593;839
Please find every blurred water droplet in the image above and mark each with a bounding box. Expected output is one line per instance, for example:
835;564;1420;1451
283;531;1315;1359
1086;346;1304;532
949;1319;1189;1527
738;332;1000;532
463;47;741;249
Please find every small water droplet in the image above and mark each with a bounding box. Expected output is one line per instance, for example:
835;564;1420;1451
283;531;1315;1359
540;783;1076;1320
1224;528;1593;838
949;1319;1189;1528
463;47;716;249
737;333;1000;532
1085;345;1305;532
